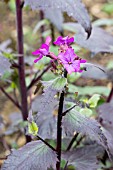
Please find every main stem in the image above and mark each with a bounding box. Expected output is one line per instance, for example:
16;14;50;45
16;0;30;142
56;70;67;170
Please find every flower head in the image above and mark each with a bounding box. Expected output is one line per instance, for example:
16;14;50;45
58;48;86;74
32;36;51;63
54;36;74;46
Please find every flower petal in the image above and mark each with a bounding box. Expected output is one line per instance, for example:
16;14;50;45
80;59;87;63
64;64;75;74
32;50;40;56
34;55;43;63
54;36;62;45
45;36;51;45
68;37;74;44
72;60;80;71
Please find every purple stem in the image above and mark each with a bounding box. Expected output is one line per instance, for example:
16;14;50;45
56;70;67;170
37;135;56;151
40;10;45;44
16;0;31;142
107;84;113;102
50;23;55;44
66;133;79;151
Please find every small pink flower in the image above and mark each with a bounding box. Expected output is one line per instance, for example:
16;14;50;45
32;36;51;63
54;36;74;46
58;48;86;74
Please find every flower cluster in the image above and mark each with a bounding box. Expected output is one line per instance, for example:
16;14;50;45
32;36;86;74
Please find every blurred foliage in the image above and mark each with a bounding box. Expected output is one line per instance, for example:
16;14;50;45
102;3;113;15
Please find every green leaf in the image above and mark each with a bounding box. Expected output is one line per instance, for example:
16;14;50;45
102;3;113;15
2;52;14;60
28;121;38;136
67;72;81;83
107;60;113;69
80;108;93;117
88;94;101;108
68;84;110;96
51;77;67;91
42;72;57;81
49;45;59;55
8;0;16;12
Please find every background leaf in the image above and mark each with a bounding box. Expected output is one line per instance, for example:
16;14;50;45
0;55;11;78
68;84;110;96
0;39;12;55
25;0;91;36
44;9;64;31
63;144;104;170
97;102;113;137
63;22;113;54
81;64;107;80
63;108;111;157
74;24;113;54
88;94;101;108
1;141;57;170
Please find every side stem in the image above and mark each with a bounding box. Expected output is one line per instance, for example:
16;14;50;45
56;70;67;170
40;10;45;44
0;87;21;110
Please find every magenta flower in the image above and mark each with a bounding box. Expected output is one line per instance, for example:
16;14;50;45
32;36;51;63
58;48;86;74
54;36;74;46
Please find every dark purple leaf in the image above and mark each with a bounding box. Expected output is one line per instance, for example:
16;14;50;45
102;128;113;155
63;144;103;170
25;0;91;36
0;55;11;78
81;63;107;79
97;101;113;155
9;112;23;125
98;102;113;137
63;22;113;54
32;95;58;139
63;109;111;158
5;112;23;135
44;9;64;31
1;141;57;170
74;24;113;54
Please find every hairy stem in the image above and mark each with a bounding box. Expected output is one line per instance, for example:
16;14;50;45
56;70;67;170
16;0;31;142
